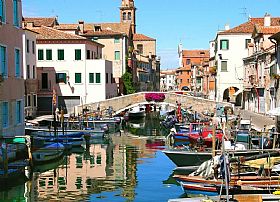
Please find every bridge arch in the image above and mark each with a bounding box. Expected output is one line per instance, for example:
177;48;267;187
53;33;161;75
74;92;232;116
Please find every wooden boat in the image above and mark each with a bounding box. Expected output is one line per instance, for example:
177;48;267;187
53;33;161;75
188;127;224;147
181;182;218;196
128;106;146;118
32;142;65;164
162;149;260;167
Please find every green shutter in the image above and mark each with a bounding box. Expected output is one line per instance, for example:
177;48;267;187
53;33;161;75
221;61;227;72
114;38;120;43
75;73;81;83
96;73;101;83
75;49;81;60
38;49;44;60
13;0;19;26
58;49;64;60
0;0;5;22
46;49;52;60
114;51;120;60
220;40;229;50
89;73;94;83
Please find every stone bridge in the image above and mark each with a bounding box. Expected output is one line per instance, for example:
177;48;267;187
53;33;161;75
74;92;233;116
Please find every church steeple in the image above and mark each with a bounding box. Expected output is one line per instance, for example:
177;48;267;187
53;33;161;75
120;0;136;34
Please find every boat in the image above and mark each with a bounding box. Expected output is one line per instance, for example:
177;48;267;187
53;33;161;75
127;106;146;118
162;147;263;167
188;127;224;147
32;142;65;164
0;160;30;186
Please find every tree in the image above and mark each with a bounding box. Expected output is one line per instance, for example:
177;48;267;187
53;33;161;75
122;71;136;94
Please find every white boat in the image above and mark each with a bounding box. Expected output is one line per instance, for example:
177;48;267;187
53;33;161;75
128;106;146;118
32;143;65;164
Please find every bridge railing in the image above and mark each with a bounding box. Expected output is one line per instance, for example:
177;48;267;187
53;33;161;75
74;92;233;116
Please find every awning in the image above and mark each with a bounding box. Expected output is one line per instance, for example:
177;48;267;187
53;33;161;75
233;89;243;96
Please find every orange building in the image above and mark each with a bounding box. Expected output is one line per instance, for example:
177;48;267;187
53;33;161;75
177;50;209;91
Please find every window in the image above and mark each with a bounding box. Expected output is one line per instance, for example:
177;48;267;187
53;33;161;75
245;39;251;49
33;94;37;107
26;65;30;79
114;51;120;60
75;49;81;60
75;73;81;83
106;73;108;84
46;49;52;60
89;73;94;83
186;59;191;65
137;44;143;54
15;49;20;77
2;101;8;128
122;12;126;20
41;73;48;89
0;45;7;77
16;100;22;124
32;41;35;54
221;61;227;72
58;49;64;60
114;38;120;43
13;0;19;27
87;50;91;59
56;73;66;83
32;65;36;79
38;49;44;60
128;12;131;20
220;39;229;50
26;39;30;53
96;73;101;83
0;0;5;23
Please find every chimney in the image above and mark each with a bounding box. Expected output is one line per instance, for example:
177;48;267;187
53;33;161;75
264;13;271;27
224;24;230;31
26;22;34;28
78;20;84;33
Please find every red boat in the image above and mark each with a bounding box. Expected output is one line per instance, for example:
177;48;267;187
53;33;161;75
188;126;223;147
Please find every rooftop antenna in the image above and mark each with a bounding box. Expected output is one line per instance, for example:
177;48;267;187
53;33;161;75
240;7;248;19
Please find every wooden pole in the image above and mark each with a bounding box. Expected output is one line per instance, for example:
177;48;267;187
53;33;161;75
212;123;216;157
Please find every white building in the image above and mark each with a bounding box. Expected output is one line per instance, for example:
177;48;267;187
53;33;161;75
30;26;117;114
214;24;251;105
160;70;177;91
23;28;38;118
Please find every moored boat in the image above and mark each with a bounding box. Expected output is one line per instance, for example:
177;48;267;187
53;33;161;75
32;142;65;164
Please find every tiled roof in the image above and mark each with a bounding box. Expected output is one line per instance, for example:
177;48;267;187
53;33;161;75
30;26;86;40
55;24;79;30
23;17;58;27
182;50;210;58
82;29;123;37
133;33;155;41
220;17;280;34
255;25;280;34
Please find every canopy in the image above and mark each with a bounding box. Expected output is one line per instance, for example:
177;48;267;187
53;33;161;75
233;89;243;96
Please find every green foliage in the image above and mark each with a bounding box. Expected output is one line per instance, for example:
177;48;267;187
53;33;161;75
122;71;136;94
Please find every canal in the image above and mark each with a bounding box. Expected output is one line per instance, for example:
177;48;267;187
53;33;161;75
0;112;186;201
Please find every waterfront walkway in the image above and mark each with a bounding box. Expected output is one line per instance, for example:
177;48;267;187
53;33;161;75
237;109;275;131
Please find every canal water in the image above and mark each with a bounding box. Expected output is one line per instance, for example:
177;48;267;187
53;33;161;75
0;112;187;202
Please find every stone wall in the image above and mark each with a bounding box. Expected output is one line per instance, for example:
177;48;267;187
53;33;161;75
75;92;232;115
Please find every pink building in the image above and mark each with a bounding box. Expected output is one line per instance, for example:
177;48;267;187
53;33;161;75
0;0;24;137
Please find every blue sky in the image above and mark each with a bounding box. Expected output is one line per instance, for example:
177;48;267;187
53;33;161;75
22;0;280;69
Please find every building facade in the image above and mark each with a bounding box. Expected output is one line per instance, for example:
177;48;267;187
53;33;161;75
160;69;177;91
29;26;117;114
0;0;25;137
23;28;38;118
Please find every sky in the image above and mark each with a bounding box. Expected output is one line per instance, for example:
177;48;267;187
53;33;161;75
22;0;280;70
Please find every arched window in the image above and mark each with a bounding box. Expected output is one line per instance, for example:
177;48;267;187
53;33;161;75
122;12;126;21
128;12;131;20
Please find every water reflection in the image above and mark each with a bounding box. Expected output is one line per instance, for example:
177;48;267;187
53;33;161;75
1;111;175;201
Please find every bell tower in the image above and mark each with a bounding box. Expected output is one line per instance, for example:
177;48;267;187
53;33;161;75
120;0;136;34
